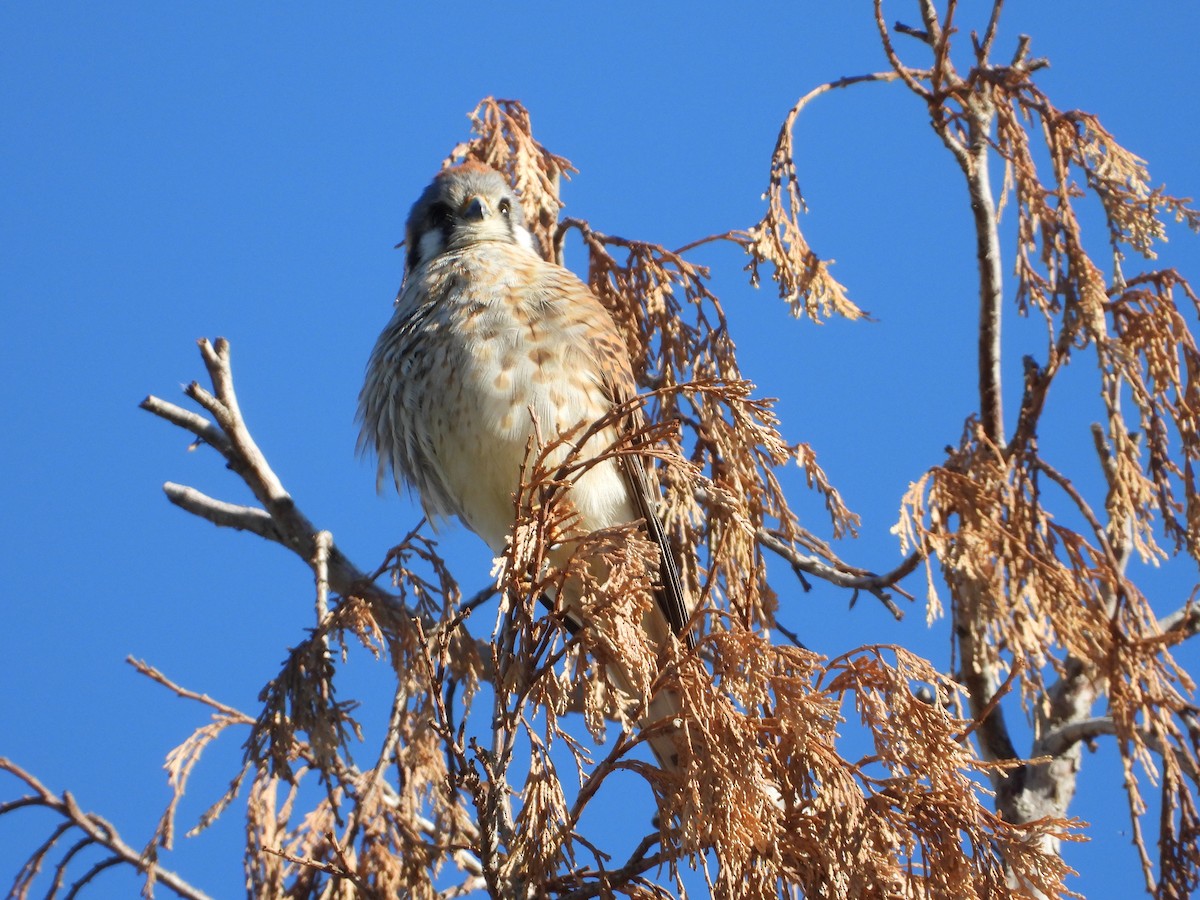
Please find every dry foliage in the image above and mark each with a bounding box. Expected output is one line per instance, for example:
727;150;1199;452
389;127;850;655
4;3;1200;899
873;0;1200;895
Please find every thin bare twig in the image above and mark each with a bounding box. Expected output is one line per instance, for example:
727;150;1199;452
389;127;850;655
0;758;213;900
756;527;917;619
126;658;255;724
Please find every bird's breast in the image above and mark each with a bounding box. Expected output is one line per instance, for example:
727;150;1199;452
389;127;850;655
384;248;630;550
429;256;602;437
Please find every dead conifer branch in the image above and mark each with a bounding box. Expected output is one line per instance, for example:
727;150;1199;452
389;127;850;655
739;80;879;323
878;0;1200;888
547;215;905;637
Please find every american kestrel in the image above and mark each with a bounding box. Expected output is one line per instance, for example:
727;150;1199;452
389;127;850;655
358;161;691;770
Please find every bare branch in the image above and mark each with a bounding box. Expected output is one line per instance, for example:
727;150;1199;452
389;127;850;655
976;0;1004;62
0;758;213;900
146;340;410;610
139;395;230;455
893;22;931;44
1032;457;1124;585
967;112;1006;447
553;834;666;900
1038;716;1115;757
162;482;280;539
1039;717;1200;790
917;0;944;45
756;527;916;619
1161;600;1200;640
956;657;1023;750
872;0;933;98
126;658;255;724
198;337;289;505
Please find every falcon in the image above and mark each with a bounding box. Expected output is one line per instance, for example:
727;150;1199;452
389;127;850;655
358;161;692;769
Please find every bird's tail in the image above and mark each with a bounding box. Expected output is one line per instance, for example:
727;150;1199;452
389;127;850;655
603;656;686;774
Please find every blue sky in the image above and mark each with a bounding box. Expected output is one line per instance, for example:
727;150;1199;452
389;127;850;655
3;3;1199;897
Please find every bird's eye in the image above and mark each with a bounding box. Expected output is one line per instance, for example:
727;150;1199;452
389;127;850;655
498;198;512;217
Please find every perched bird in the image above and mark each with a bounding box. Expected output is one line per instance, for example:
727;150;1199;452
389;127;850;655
358;161;692;770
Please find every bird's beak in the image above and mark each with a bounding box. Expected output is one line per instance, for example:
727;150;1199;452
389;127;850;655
461;196;488;222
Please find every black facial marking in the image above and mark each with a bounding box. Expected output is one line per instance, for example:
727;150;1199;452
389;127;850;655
405;233;422;273
407;200;455;271
427;201;454;238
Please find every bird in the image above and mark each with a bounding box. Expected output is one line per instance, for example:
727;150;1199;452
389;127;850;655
357;160;692;771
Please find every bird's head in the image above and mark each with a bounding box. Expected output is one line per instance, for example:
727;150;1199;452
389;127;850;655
403;161;538;273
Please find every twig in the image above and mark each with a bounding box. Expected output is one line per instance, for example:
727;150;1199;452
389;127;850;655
872;0;933;98
918;0;945;44
755;527;917;619
139;395;230;454
437;874;489;899
261;841;360;885
553;835;667;900
1160;598;1200;640
955;656;1023;746
773;620;811;651
126;658;255;724
894;22;931;44
1032;457;1125;586
976;0;1005;62
776;71;904;146
162;483;280;539
0;758;213;900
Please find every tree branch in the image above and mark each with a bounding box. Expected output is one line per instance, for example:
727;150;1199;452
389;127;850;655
975;0;1004;63
143;340;416;611
139;395;231;454
756;527;917;619
1160;600;1200;640
873;0;933;98
126;657;256;724
1038;716;1114;757
0;758;213;900
552;833;666;900
162;482;281;539
142;338;503;695
966;106;1005;446
1038;716;1200;790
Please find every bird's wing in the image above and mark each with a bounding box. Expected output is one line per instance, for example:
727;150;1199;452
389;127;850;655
544;265;695;651
616;437;695;650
